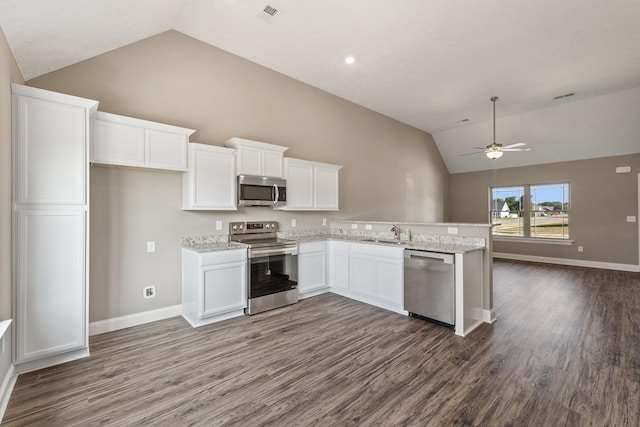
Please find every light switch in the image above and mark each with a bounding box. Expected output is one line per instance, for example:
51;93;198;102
351;224;358;229
627;216;637;223
147;241;156;253
216;220;223;230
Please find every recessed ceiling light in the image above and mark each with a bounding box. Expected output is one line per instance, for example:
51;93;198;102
344;55;355;65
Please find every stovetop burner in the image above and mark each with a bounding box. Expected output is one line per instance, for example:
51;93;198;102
229;221;297;249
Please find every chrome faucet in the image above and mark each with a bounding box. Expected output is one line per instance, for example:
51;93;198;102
391;224;401;240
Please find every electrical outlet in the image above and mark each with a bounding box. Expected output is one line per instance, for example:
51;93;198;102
216;220;223;230
365;224;372;230
578;246;584;252
447;227;458;235
351;224;358;229
322;218;327;226
143;286;156;299
291;219;297;227
147;241;156;253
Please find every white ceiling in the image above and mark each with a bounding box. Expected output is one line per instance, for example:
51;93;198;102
1;0;639;173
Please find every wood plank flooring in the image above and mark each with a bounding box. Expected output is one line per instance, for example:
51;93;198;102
3;260;640;426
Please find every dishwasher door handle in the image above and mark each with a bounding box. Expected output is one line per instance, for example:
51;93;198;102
405;250;454;264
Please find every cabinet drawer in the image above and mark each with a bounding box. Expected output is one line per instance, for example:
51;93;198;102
299;241;326;254
199;248;246;266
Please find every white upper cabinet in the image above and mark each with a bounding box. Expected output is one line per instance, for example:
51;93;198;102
279;158;342;211
91;112;195;171
13;87;96;206
182;143;237;210
224;137;288;178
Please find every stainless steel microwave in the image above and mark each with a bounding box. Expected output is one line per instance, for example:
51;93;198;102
237;175;287;207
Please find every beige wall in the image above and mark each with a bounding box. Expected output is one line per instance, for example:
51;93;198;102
27;31;448;321
448;154;640;266
0;27;24;320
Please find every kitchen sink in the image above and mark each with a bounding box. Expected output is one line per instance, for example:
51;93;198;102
361;239;404;245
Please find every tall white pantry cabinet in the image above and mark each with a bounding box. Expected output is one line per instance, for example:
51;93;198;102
11;84;98;372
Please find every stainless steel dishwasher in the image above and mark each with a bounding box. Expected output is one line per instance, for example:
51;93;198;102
404;250;455;327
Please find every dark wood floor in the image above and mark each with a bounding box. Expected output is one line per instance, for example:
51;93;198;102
3;260;640;426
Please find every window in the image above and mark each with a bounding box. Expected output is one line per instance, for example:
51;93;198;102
490;183;570;240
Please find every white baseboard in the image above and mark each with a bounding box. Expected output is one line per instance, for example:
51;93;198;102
0;364;16;423
494;252;640;272
89;305;182;336
483;308;496;323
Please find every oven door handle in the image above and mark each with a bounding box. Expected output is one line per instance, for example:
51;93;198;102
249;246;298;258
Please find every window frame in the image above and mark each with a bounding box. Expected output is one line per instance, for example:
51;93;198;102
489;182;572;243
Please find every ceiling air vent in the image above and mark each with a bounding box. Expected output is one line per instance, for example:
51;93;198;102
553;92;575;100
263;5;279;16
257;4;280;23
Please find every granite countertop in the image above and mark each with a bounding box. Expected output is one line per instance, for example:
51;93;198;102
182;241;247;253
289;235;484;254
182;233;485;255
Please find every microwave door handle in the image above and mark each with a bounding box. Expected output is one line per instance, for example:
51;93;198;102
273;184;279;203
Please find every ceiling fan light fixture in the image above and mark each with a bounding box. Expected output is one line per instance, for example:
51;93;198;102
486;150;503;160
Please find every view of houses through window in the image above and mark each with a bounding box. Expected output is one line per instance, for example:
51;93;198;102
490;183;570;239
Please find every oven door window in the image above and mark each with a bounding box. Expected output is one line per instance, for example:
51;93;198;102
249;254;297;298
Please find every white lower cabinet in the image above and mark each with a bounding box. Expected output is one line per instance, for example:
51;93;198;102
182;248;247;327
347;243;404;313
297;242;328;298
15;210;87;364
327;241;350;292
182;143;237;210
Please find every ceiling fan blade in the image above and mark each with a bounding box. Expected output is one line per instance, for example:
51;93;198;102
473;147;487;150
460;151;484;156
502;148;531;152
502;142;527;149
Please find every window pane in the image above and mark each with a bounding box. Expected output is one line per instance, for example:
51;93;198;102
531;183;569;239
491;186;524;237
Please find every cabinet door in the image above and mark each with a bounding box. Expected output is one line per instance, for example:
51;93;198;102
184;145;236;210
328;243;350;291
15;96;88;205
262;150;284;178
202;262;247;317
236;145;262;176
15;210;86;363
298;248;327;294
314;166;340;210
376;259;404;307
145;129;188;171
284;160;314;209
350;254;376;298
92;120;145;168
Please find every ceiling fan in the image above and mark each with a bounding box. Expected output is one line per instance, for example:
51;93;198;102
461;96;530;159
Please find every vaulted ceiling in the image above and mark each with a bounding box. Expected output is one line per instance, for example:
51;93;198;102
1;0;639;173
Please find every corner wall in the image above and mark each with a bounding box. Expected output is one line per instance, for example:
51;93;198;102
0;24;24;422
27;30;449;322
448;154;640;267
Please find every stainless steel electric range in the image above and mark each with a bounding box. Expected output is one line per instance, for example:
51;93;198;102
229;221;298;315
